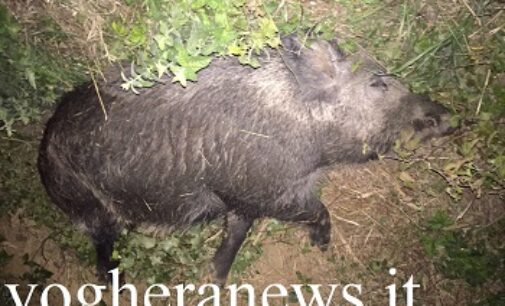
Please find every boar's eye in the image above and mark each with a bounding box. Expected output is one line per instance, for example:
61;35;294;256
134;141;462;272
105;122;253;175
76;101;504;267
424;112;440;126
413;117;438;131
370;77;388;90
425;117;437;127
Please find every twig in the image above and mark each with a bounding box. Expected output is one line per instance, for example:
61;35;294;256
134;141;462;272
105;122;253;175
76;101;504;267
482;213;505;229
272;0;286;17
363;227;374;246
470;10;503;38
361;210;387;231
456;198;475;221
33;232;59;263
384;200;422;229
0;137;37;145
333;224;367;270
475;69;491;115
428;166;453;185
333;214;360;227
90;71;108;121
460;0;482;26
252;220;272;246
204;229;223;244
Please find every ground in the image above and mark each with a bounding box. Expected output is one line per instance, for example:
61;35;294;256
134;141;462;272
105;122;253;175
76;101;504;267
1;0;504;305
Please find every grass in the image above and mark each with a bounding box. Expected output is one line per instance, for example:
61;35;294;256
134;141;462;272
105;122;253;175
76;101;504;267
0;5;85;136
0;0;504;305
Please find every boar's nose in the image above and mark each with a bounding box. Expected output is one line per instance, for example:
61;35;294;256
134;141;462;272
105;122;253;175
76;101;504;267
438;112;458;136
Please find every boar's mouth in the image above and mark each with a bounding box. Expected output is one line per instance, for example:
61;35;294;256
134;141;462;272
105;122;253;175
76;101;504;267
413;112;457;140
403;95;458;142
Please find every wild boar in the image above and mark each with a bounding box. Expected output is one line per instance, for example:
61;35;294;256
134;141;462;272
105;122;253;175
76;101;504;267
38;35;454;285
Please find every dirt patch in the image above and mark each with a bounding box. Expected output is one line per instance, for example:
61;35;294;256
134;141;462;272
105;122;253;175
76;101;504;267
1;0;504;305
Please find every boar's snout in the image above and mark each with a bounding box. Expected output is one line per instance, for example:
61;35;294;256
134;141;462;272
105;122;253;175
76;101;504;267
437;112;458;136
409;95;458;141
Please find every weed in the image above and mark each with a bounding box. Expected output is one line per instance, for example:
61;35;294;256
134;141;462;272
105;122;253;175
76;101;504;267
0;1;503;304
0;5;85;135
421;211;504;286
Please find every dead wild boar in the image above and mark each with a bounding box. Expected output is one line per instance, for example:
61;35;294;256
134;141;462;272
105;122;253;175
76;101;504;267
38;35;455;284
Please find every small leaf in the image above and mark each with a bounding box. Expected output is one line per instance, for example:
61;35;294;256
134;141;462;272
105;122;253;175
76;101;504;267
399;171;416;189
227;42;244;56
169;64;188;86
215;12;229;28
238;55;260;68
399;171;415;183
154;34;168;50
140;237;156;249
155;61;169;79
258;17;278;39
25;69;36;89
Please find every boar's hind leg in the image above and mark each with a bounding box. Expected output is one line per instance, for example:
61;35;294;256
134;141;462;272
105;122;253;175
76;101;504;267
54;196;120;283
39;156;121;282
62;196;120;282
89;220;121;283
212;212;253;286
307;203;331;251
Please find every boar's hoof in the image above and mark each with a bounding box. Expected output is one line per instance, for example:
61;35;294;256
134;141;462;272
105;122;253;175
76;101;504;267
308;213;331;251
309;228;331;251
96;261;124;285
209;264;227;288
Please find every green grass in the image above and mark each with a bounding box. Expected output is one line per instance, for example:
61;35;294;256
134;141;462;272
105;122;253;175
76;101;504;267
0;5;85;136
421;211;505;286
0;1;503;303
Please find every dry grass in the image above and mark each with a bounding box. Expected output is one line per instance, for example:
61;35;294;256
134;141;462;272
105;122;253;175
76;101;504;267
3;0;133;67
1;0;504;305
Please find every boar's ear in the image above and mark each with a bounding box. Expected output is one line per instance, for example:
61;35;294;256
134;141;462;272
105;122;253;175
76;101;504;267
281;35;348;96
281;34;304;54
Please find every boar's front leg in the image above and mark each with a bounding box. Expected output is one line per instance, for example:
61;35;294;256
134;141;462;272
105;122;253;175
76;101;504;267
212;212;253;285
273;196;331;251
306;201;331;251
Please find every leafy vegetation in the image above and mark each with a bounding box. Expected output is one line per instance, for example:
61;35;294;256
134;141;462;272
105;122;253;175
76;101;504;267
0;5;85;136
110;0;338;91
0;0;503;304
0;235;11;265
113;224;222;284
110;0;280;90
113;219;285;284
421;211;504;286
0;137;95;263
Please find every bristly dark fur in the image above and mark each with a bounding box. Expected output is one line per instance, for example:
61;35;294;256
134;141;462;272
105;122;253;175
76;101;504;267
38;35;454;284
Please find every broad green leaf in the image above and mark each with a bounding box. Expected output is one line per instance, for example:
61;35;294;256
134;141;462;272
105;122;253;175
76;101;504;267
169;63;188;86
215;12;229;28
191;0;207;9
228;42;245;56
155;61;169;79
238;55;260;68
258;17;278;39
